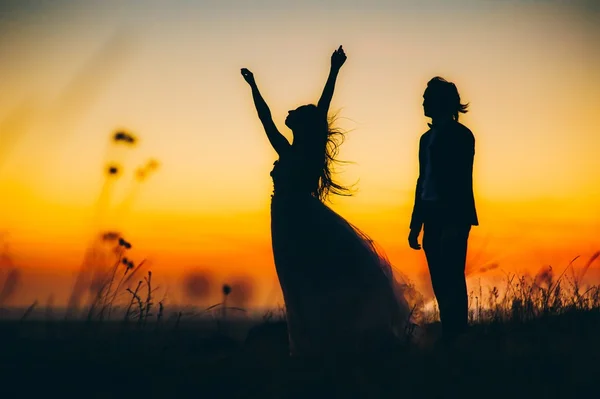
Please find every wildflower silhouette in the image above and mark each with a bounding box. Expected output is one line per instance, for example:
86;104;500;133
112;130;137;145
69;130;137;314
228;277;255;308
106;164;121;176
118;238;132;249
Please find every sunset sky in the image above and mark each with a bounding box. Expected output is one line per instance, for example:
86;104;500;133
0;0;599;307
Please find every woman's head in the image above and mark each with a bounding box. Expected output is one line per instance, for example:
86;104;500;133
423;77;469;121
285;104;327;138
285;104;352;201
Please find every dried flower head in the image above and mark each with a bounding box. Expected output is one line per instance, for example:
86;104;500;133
107;165;120;176
113;130;137;145
118;238;132;249
222;284;232;296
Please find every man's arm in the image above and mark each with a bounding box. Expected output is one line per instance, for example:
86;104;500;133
408;134;426;250
409;134;426;231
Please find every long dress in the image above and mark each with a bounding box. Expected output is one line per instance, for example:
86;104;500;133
270;151;411;357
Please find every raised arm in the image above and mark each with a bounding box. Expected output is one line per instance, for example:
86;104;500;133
241;68;290;156
317;45;347;115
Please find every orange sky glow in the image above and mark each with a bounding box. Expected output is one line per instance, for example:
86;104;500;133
0;0;599;309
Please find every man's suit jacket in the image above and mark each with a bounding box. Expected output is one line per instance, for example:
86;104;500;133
409;120;479;230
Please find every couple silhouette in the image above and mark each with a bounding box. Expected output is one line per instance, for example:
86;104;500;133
241;45;478;357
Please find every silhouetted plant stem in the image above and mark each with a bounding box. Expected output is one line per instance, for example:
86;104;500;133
143;271;153;326
124;280;143;322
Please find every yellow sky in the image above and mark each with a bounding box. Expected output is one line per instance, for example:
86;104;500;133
0;0;599;307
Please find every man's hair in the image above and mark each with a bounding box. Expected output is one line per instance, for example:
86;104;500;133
426;77;469;121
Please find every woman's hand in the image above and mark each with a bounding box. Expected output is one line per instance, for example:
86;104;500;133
318;46;346;113
241;68;256;86
331;46;347;71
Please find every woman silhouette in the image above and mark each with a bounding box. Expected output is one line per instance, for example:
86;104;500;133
241;46;410;357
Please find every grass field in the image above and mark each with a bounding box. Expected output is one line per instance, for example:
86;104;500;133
1;254;599;398
0;309;598;398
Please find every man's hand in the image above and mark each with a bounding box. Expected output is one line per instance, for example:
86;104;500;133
241;68;256;86
331;45;347;71
408;229;421;250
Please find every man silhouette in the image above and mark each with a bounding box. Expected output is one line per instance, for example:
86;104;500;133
408;77;478;342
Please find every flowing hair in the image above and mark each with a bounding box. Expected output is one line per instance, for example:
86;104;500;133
316;111;354;202
290;104;355;202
